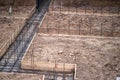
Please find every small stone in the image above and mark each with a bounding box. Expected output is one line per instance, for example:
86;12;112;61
58;51;63;55
70;53;74;56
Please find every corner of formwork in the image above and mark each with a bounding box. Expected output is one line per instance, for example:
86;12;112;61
27;5;36;19
73;64;77;80
42;75;45;80
21;33;37;69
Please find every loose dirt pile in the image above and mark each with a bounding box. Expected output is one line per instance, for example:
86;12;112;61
22;33;120;80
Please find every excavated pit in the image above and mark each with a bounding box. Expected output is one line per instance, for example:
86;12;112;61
0;17;25;58
21;33;120;80
0;0;120;80
21;33;76;77
0;1;35;59
0;72;44;80
39;12;120;37
49;0;120;15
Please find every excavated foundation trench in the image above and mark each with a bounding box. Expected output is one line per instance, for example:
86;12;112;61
0;0;120;80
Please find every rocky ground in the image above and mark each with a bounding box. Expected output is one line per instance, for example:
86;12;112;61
22;33;120;80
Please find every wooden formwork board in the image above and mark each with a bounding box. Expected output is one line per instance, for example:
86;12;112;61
0;40;9;58
0;19;26;59
40;28;81;35
26;6;35;20
0;72;45;80
0;6;35;59
49;10;120;16
39;27;120;37
21;61;76;73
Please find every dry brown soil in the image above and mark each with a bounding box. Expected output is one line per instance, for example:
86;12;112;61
22;33;120;80
0;72;43;80
0;3;34;58
0;17;24;45
61;0;120;7
0;0;35;6
0;6;34;19
0;17;25;57
40;12;120;37
49;0;120;14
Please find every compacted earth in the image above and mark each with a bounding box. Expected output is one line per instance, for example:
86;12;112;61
40;12;120;37
49;0;120;15
0;17;25;58
0;0;120;80
0;0;35;59
0;0;35;18
0;6;34;19
0;72;44;80
22;33;120;80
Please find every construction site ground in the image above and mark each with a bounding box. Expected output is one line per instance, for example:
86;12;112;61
0;0;120;80
0;6;35;19
0;3;35;57
0;17;25;58
61;0;120;7
22;33;120;80
49;0;120;15
40;12;120;37
0;72;44;80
